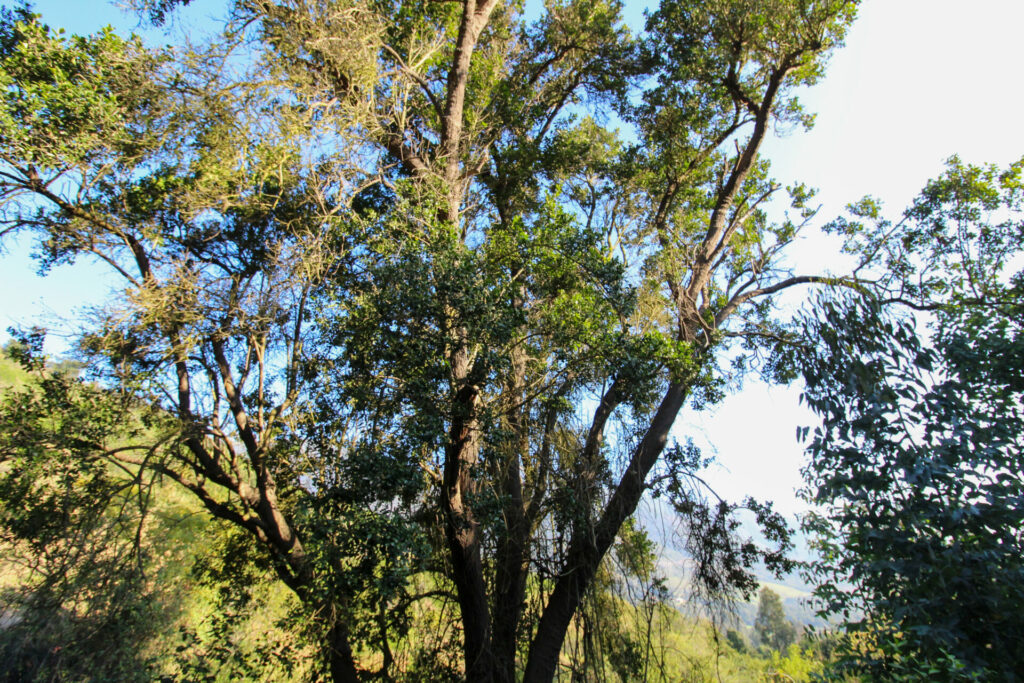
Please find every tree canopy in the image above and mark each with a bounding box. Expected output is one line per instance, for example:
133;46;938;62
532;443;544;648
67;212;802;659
0;1;865;680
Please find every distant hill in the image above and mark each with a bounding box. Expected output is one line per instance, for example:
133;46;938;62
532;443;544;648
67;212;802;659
640;498;829;632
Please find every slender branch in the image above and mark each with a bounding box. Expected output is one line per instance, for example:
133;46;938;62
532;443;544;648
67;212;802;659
715;274;864;326
382;42;444;120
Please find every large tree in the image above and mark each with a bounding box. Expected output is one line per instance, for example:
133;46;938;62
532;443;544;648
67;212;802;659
0;1;860;680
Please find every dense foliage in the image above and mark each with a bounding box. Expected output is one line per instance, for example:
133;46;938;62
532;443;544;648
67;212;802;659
800;158;1024;680
0;0;875;680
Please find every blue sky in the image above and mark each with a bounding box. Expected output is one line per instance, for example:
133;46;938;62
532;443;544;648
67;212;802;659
2;0;1023;514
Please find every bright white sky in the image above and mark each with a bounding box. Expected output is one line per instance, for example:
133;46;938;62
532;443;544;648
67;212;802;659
682;0;1024;515
2;0;1023;515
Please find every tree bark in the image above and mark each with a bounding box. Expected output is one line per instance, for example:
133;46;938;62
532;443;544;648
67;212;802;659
492;345;530;683
328;618;362;683
492;458;528;683
442;343;493;682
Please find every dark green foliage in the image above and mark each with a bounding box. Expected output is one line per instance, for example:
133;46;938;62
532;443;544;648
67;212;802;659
0;346;168;682
0;592;163;683
800;158;1024;680
725;628;747;653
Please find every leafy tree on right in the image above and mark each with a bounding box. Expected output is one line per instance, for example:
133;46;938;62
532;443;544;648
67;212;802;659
799;157;1024;680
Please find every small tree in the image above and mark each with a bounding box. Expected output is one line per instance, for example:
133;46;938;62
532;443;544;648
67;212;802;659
725;628;748;653
754;587;797;653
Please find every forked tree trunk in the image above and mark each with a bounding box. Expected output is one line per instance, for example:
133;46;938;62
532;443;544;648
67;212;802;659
522;382;688;681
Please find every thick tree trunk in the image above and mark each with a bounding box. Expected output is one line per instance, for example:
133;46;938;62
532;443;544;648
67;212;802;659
522;381;688;682
442;344;494;682
328;619;361;683
492;345;530;683
435;2;499;671
492;472;528;683
491;430;528;679
444;492;493;683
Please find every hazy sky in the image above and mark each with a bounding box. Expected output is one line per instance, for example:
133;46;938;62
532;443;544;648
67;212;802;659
2;0;1023;515
681;0;1024;514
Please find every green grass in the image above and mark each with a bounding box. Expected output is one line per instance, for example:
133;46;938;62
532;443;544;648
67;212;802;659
0;355;27;389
